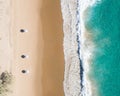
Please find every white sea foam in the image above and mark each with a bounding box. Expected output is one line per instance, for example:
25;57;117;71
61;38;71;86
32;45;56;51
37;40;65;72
79;0;99;96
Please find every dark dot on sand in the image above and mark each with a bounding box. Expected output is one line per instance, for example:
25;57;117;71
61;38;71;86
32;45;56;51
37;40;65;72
20;29;27;33
21;70;27;74
21;55;26;58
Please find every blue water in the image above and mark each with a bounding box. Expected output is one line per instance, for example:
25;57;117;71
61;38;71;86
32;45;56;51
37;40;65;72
84;0;120;96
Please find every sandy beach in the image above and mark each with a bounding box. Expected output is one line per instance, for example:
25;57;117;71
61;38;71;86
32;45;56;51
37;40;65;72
0;0;64;96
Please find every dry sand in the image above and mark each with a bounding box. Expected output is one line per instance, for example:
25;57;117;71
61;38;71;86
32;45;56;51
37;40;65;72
0;0;64;96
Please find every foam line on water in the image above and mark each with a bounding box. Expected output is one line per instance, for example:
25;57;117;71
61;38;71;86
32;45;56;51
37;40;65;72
79;0;101;96
76;0;84;92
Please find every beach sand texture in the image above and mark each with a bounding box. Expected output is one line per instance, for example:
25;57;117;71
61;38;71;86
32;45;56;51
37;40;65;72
0;0;64;96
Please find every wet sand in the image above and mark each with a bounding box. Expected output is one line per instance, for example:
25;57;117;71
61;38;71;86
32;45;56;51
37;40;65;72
10;0;64;96
41;0;64;96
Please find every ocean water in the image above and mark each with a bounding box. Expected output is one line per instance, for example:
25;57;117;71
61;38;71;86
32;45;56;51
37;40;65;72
84;0;120;96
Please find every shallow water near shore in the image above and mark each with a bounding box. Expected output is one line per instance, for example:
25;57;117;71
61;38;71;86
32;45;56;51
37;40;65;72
84;0;120;96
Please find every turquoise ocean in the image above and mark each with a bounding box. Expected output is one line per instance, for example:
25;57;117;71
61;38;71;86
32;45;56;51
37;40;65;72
84;0;120;96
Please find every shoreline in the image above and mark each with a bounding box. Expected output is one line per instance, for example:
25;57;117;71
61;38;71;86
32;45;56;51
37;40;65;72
60;0;99;95
80;0;99;96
